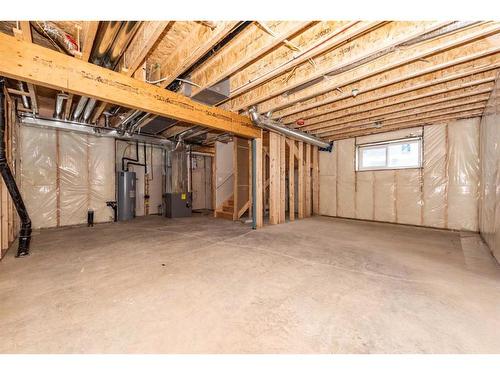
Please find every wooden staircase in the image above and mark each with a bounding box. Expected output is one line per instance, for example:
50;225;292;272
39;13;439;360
215;195;234;220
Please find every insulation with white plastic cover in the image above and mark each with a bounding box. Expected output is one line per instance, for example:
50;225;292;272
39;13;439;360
479;74;500;262
319;119;480;231
19;126;115;229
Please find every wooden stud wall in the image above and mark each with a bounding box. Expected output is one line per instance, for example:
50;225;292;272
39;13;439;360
263;131;318;226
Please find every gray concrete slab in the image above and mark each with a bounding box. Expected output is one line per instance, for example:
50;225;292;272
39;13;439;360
0;215;499;353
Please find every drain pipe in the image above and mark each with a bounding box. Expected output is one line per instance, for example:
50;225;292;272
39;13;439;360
248;106;332;151
0;78;31;257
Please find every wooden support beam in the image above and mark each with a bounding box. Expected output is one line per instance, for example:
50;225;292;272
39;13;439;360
157;21;239;89
189;21;314;97
297;141;304;219
223;21;450;111
312;146;319;215
283;50;500;125
287;139;295;221
258;23;500;119
268;132;280;224
0;33;260;138
279;135;286;224
255;133;263;228
305;143;312;217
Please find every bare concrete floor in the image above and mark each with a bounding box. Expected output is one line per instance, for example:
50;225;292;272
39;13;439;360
0;215;499;353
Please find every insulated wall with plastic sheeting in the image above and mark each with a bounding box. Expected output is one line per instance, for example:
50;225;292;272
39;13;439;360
19;126;115;229
479;74;500;262
319;118;480;231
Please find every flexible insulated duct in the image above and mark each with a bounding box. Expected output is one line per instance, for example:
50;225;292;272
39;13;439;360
30;21;78;56
248;106;331;149
0;78;32;257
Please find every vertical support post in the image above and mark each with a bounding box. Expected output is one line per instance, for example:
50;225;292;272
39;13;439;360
279;135;286;224
288;139;295;221
248;139;252;220
232;136;238;220
269;132;280;225
297;141;304;219
312;146;319;215
305;143;312;217
253;135;263;229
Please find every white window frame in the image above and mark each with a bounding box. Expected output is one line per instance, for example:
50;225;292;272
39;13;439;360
356;137;423;172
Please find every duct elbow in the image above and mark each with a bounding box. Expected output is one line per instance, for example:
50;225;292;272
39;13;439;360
248;106;262;126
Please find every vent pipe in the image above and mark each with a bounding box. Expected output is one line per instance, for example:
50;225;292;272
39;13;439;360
248;107;332;150
0;78;32;257
53;93;67;119
17;82;30;109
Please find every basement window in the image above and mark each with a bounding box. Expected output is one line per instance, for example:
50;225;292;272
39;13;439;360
356;137;422;171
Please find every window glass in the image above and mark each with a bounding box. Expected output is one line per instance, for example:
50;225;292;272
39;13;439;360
387;141;419;168
361;147;386;168
357;137;421;171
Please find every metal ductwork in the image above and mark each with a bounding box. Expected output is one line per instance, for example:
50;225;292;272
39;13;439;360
248;106;332;150
17;82;30;109
53;93;67;119
103;22;141;69
20;115;173;148
82;98;97;123
30;21;78;56
90;21;122;66
70;21;141;123
0;78;32;257
72;96;89;121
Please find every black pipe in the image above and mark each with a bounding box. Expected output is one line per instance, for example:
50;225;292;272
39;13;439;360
0;78;32;257
121;141;148;173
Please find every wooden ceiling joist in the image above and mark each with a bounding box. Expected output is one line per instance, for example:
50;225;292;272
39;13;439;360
225;21;382;100
328;109;485;141
188;21;315;97
78;21;99;62
222;21;451;112
0;33;259;138
314;95;489;136
302;81;495;133
155;21;240;89
281;47;500;125
323;104;486;139
294;65;499;132
259;22;500;118
288;58;500;129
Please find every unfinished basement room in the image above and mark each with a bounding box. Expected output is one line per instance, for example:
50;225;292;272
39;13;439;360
1;6;500;359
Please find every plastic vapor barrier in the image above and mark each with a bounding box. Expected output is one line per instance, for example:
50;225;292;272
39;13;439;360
19;126;115;229
479;74;500;262
319;120;480;231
